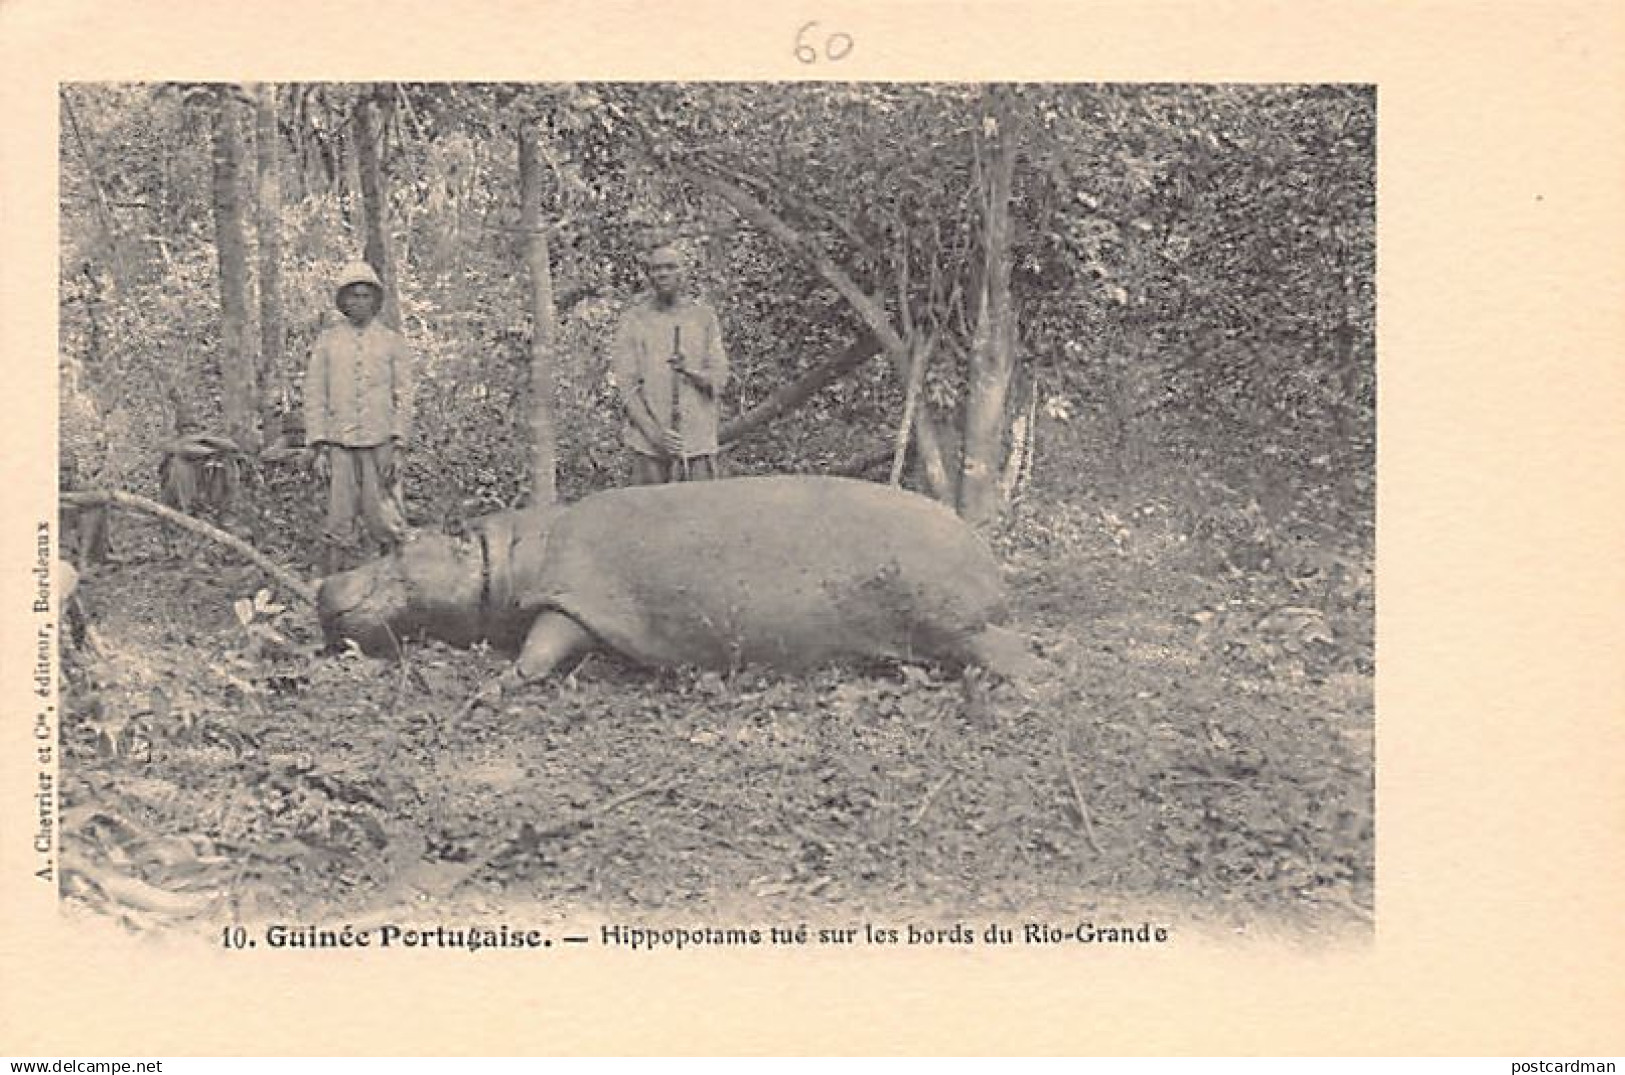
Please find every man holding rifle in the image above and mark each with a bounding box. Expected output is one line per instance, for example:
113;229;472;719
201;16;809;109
611;243;730;485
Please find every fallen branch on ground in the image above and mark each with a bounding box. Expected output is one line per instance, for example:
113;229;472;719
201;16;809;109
1061;745;1105;854
429;774;675;897
62;849;217;917
910;771;957;828
60;489;318;605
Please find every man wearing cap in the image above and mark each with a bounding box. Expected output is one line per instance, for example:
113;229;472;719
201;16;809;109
611;244;730;484
302;260;414;574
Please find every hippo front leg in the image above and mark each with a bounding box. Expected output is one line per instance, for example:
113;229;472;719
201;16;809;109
515;610;596;680
961;625;1044;682
459;611;595;717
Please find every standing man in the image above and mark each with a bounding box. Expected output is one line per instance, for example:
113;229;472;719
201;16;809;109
611;243;730;484
303;260;414;575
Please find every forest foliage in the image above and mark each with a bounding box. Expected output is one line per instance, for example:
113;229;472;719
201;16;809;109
59;81;1374;545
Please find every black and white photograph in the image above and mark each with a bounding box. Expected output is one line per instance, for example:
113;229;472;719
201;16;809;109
7;1;1624;1057
53;80;1376;937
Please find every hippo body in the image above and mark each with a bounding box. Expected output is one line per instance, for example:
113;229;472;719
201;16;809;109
318;475;1032;679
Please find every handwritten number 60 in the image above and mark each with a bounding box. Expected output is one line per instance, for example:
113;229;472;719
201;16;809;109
795;22;855;64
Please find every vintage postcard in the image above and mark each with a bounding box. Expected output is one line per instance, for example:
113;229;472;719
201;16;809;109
2;0;1621;1057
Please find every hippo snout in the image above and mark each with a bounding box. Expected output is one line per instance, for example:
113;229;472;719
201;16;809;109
316;563;406;655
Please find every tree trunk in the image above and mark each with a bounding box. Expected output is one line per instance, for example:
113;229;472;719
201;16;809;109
719;332;877;446
355;85;401;328
892;336;931;486
958;88;1021;524
997;371;1038;504
686;166;956;503
518;121;559;505
62;270;114;564
211;87;258;452
832;444;896;478
254;82;287;440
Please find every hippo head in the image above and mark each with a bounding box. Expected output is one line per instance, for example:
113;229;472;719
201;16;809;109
317;532;486;656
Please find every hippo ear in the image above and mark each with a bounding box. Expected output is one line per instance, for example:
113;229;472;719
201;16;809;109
316;570;368;619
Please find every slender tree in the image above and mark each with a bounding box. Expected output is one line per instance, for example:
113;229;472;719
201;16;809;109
518;118;559;504
254;82;287;438
958;86;1021;523
354;84;400;327
210;85;257;451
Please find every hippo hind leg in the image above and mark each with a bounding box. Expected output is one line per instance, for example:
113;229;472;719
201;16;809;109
515;611;596;681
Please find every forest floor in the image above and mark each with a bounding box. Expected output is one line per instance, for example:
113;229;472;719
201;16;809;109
57;429;1374;948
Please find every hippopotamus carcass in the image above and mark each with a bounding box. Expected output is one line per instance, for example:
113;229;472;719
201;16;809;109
316;475;1037;682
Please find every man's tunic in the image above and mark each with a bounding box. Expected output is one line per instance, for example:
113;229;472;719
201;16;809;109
611;294;729;459
303;318;414;549
303;319;414;449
